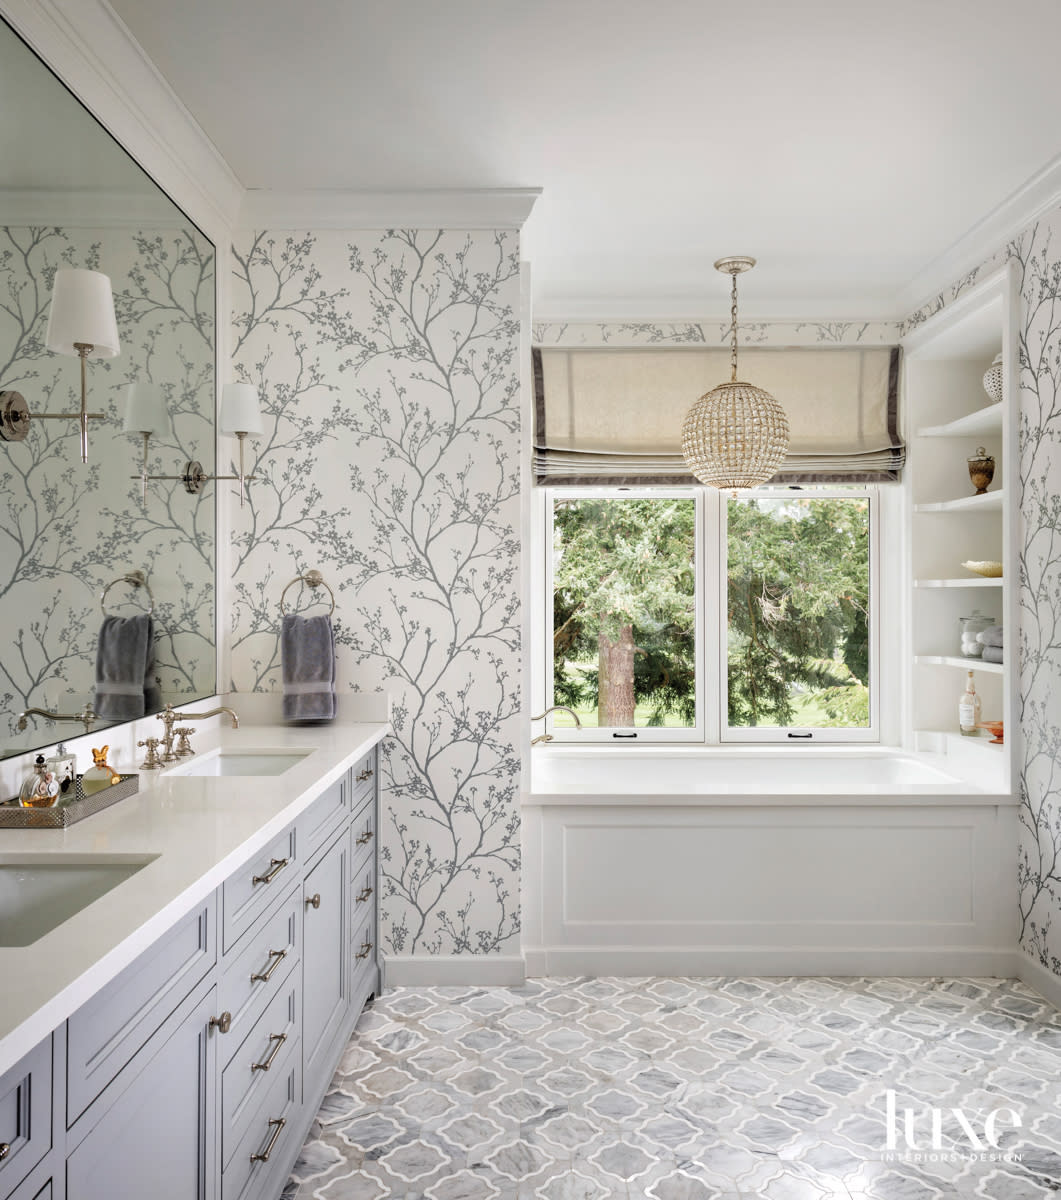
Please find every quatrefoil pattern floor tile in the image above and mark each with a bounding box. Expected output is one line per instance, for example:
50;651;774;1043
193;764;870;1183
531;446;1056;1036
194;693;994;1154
285;977;1061;1200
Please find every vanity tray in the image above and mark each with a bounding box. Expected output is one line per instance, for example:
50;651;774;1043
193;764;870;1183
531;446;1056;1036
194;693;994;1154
0;774;140;829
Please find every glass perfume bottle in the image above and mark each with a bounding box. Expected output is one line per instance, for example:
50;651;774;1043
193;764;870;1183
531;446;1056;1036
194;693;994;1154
45;742;77;802
959;670;982;737
19;754;60;808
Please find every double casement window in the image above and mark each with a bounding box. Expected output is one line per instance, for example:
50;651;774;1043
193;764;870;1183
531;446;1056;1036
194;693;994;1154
540;486;879;744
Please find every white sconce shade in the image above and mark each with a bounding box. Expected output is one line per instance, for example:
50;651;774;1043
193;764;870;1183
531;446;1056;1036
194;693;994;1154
220;383;263;435
123;382;168;437
45;268;120;358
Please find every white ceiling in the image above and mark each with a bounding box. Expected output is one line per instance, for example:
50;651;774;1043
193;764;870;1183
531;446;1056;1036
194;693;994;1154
109;0;1061;319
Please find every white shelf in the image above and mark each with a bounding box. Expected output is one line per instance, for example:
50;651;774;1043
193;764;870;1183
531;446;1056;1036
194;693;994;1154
914;577;1003;588
917;405;1003;439
914;655;1004;675
915;728;1005;753
914;488;1005;514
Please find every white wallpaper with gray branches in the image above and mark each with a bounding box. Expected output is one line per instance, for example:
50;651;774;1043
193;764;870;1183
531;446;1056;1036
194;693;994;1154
0;224;216;747
229;229;522;958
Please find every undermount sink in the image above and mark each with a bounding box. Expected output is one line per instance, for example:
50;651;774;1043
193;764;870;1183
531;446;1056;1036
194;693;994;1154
0;854;158;947
167;749;313;778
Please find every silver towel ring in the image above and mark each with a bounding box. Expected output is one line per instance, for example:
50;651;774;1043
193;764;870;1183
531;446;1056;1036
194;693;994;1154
280;569;336;616
100;569;155;616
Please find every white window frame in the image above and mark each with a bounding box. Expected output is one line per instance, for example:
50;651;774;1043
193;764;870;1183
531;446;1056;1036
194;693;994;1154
536;484;883;746
718;487;881;744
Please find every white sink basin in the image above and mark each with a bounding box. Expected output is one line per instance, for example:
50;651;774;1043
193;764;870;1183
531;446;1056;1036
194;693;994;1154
167;749;313;778
0;854;157;947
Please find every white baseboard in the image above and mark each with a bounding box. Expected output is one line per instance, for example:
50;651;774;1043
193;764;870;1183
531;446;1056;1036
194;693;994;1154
522;945;1017;979
382;955;525;988
1015;950;1061;1010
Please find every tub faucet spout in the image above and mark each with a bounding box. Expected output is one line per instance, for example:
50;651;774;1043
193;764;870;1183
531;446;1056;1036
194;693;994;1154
530;705;582;745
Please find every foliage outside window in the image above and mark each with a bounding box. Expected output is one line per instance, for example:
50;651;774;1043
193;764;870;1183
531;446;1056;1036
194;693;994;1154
547;489;875;742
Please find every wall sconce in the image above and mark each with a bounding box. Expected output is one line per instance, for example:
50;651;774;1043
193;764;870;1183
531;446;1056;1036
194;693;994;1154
123;382;170;503
135;382;263;506
0;269;120;462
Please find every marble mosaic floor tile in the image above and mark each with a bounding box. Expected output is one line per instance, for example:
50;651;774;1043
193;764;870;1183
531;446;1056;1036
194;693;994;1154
286;977;1061;1199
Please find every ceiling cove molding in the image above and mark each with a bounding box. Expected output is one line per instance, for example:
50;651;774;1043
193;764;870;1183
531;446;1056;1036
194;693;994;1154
897;150;1061;317
0;0;243;245
238;188;542;232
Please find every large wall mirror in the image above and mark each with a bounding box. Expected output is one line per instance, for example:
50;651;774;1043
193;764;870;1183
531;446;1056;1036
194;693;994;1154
0;16;216;759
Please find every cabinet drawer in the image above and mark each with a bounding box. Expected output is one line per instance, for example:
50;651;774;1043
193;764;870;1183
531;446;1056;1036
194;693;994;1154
350;905;375;990
0;1036;51;1196
221;974;299;1170
219;886;301;1062
351;856;375;916
67;896;216;1126
349;797;376;875
350;747;376;806
222;827;297;952
222;1056;299;1200
297;773;348;861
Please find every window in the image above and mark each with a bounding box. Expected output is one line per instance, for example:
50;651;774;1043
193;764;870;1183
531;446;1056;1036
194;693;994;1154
542;487;878;744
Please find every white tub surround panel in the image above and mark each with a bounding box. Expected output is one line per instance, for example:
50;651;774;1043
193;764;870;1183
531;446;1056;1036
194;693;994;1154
229;229;523;973
523;801;1015;977
0;718;388;1079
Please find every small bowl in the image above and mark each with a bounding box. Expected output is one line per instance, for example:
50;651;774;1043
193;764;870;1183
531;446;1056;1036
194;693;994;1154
961;560;1003;578
977;720;1004;745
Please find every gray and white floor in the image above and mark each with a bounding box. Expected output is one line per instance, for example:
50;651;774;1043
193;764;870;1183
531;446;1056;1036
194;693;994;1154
284;977;1061;1200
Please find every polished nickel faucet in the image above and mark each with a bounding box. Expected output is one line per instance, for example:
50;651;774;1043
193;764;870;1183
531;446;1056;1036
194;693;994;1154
156;703;239;762
15;703;97;733
530;705;582;745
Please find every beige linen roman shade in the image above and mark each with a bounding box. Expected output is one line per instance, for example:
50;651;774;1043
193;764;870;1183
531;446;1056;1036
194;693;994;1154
533;345;903;485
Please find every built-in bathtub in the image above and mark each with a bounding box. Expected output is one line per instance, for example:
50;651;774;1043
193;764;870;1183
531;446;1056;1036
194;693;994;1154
522;747;1017;978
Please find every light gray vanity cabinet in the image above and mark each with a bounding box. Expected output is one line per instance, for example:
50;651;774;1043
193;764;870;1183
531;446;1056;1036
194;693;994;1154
301;830;349;1094
0;1037;53;1199
65;978;218;1200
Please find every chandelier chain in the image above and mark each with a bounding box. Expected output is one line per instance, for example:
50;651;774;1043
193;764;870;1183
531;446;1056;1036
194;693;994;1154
730;272;739;383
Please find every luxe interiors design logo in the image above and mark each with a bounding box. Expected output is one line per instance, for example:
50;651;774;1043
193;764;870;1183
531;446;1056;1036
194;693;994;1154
882;1090;1024;1164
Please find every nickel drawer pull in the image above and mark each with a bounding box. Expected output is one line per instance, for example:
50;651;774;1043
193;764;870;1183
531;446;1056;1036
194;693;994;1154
355;940;373;961
252;857;289;885
0;1143;10;1161
355;885;374;904
251;1033;287;1073
356;767;374;782
355;829;374;846
250;1117;286;1164
250;948;287;983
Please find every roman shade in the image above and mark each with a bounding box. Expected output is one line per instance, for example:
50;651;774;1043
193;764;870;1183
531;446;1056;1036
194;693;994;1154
533;345;903;485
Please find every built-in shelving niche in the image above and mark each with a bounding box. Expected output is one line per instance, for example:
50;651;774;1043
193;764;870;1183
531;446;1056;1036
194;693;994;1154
901;263;1019;792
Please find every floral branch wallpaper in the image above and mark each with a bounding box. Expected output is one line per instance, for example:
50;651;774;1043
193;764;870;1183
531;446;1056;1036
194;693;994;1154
0;224;216;745
229;229;522;958
903;212;1061;982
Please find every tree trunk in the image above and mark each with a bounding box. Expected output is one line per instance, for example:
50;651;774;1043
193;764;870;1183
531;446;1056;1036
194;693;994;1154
598;625;636;727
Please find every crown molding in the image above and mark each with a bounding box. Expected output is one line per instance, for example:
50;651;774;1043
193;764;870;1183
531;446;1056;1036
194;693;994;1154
0;0;243;245
898;151;1061;317
238;188;542;231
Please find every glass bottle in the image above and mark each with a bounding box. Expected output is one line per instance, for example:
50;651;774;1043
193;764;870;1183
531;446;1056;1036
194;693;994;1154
19;754;60;808
959;670;982;736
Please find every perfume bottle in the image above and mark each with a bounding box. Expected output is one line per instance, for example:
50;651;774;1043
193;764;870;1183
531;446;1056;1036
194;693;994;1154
45;743;77;801
959;670;982;737
19;754;60;808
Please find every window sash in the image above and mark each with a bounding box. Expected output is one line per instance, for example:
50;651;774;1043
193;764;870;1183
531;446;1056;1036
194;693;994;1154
539;486;880;745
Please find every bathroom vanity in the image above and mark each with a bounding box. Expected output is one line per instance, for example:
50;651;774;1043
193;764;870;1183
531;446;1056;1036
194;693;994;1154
0;720;387;1200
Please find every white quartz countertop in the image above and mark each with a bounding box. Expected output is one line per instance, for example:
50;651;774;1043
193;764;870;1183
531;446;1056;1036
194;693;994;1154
0;719;389;1079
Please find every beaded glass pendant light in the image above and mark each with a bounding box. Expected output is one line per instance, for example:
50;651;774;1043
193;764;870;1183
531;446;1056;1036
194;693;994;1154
682;256;789;490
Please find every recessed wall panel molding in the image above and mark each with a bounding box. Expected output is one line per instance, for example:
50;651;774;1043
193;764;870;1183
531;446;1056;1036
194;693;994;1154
229;229;522;958
904;207;1061;982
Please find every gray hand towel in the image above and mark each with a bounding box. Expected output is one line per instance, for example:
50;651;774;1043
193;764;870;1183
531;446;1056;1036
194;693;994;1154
94;613;156;720
982;644;1004;664
976;625;1004;648
282;613;337;723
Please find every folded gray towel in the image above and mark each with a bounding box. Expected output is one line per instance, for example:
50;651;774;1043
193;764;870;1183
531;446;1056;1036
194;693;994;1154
282;613;336;723
982;645;1004;664
977;625;1004;648
94;614;156;720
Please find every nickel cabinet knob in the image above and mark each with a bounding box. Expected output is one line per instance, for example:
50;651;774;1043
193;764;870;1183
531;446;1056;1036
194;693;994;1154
305;892;321;909
209;1011;232;1035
